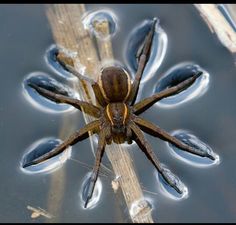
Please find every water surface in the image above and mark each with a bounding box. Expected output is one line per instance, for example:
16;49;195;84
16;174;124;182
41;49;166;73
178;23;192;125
1;4;236;223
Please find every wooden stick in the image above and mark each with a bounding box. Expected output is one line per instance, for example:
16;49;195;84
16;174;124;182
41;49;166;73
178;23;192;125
93;17;154;223
45;4;154;223
195;4;236;53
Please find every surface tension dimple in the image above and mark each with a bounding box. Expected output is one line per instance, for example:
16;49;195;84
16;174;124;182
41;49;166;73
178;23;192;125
23;72;78;113
80;171;102;209
21;138;72;174
82;9;118;40
155;166;189;200
125;18;168;84
167;130;220;167
153;62;210;108
45;44;78;80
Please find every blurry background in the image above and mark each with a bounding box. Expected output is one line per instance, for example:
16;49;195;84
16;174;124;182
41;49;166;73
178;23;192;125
1;4;236;222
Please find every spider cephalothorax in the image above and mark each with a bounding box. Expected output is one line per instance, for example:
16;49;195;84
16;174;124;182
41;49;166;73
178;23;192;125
24;18;216;208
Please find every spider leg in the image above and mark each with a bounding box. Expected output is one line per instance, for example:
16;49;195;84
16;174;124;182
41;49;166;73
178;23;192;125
129;121;183;193
127;18;157;105
22;120;100;168
29;83;101;118
84;127;109;208
133;71;203;114
63;64;108;107
133;116;215;160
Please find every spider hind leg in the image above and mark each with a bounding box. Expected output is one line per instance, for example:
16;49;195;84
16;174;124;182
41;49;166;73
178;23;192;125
129;121;183;194
84;127;108;208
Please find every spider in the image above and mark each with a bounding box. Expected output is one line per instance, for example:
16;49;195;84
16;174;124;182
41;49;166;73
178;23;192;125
23;18;215;208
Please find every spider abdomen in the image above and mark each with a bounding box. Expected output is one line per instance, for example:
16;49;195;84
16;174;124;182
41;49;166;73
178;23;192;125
99;66;131;102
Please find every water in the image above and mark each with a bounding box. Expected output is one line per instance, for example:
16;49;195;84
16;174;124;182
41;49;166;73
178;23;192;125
21;138;72;174
23;72;78;113
1;4;236;223
153;62;210;107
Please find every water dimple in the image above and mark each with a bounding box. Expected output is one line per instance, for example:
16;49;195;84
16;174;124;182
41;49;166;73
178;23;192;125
154;62;210;108
80;171;102;209
20;138;72;174
82;9;118;40
155;167;188;200
45;44;78;80
129;198;153;221
167;130;220;167
23;72;78;113
125;18;168;84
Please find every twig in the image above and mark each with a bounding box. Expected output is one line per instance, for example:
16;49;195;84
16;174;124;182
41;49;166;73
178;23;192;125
45;4;154;223
194;4;236;53
93;18;154;223
27;205;54;219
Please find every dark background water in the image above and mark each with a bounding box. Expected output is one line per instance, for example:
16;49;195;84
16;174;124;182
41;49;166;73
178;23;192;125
1;4;236;222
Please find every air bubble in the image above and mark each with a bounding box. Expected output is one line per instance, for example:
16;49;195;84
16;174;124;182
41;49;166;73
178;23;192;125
21;138;71;174
154;62;210;108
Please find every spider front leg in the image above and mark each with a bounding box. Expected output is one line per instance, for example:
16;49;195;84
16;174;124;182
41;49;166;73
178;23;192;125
59;62;108;107
84;126;109;208
133;116;216;160
29;83;101;118
23;120;100;168
129;121;183;193
133;71;203;114
127;18;157;105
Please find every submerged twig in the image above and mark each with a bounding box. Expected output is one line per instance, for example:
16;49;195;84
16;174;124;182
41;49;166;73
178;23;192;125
27;205;54;219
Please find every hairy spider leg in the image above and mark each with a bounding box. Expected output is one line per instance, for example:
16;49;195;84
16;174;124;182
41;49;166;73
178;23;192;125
22;120;100;167
133;116;215;160
127;18;157;105
129;121;183;193
84;127;109;208
28;83;101;118
62;64;108;107
133;71;203;115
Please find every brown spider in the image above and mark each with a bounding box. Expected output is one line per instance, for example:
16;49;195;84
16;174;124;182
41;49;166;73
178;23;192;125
23;18;215;208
